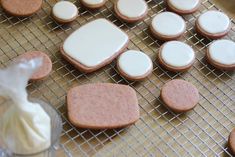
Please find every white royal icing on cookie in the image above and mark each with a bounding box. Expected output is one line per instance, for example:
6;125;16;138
168;0;200;11
63;19;129;67
82;0;105;5
117;0;147;18
52;1;78;21
118;50;152;77
151;12;185;36
208;40;235;65
198;11;230;34
161;41;195;67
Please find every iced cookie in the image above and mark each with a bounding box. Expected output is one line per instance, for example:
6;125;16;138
166;0;200;15
67;83;140;129
117;50;153;81
80;0;106;9
52;1;78;23
161;79;199;113
207;40;235;70
60;18;129;73
114;0;148;23
1;0;43;17
196;11;231;39
228;128;235;155
150;12;186;41
158;41;195;72
15;51;52;80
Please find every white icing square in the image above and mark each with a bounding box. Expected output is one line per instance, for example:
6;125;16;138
63;18;129;67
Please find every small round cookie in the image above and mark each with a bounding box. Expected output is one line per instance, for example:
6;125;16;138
228;128;235;155
150;12;186;41
52;1;78;23
166;0;200;15
161;79;199;113
158;41;195;72
207;40;235;71
1;0;43;17
114;0;148;23
80;0;106;9
15;51;52;81
196;11;231;39
117;50;153;81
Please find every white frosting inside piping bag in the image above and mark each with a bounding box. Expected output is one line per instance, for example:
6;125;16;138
209;40;235;65
198;11;230;34
168;0;200;11
0;58;51;155
63;18;129;68
117;0;147;18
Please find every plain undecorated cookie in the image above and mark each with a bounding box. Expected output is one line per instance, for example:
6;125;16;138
60;18;129;73
114;0;148;23
228;128;235;155
80;0;106;9
15;51;52;81
117;50;153;81
158;41;195;72
196;11;231;39
150;12;186;41
1;0;43;17
67;83;140;129
161;79;199;113
52;1;78;23
207;39;235;70
167;0;200;15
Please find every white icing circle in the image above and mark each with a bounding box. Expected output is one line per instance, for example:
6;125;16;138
82;0;105;5
63;19;129;68
161;41;195;67
151;12;186;36
168;0;200;11
118;50;153;77
208;40;235;65
116;0;147;18
52;1;78;21
198;11;230;34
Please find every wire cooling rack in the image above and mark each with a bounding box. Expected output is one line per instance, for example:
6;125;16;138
0;0;234;156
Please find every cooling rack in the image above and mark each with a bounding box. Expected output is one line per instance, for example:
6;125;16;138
0;0;234;156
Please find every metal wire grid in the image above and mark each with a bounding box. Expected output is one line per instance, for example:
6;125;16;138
0;0;234;156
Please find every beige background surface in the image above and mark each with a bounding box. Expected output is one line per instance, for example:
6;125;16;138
212;0;235;17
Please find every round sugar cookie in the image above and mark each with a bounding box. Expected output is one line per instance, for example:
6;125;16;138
150;12;186;41
161;79;199;113
114;0;148;23
158;41;195;72
167;0;200;15
117;50;153;81
196;11;231;39
1;0;43;17
15;51;52;81
52;1;78;23
228;128;235;155
207;39;235;70
80;0;106;9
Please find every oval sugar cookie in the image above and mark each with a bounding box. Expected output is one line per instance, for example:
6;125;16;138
80;0;106;9
207;39;235;70
1;0;43;17
158;41;195;72
52;1;78;23
161;79;199;113
15;51;52;81
117;50;153;81
67;83;140;129
150;12;186;41
228;128;235;155
114;0;148;23
196;11;231;39
167;0;200;15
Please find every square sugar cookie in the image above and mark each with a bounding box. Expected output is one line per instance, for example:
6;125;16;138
60;18;129;73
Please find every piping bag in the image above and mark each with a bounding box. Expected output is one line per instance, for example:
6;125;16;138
0;58;51;155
